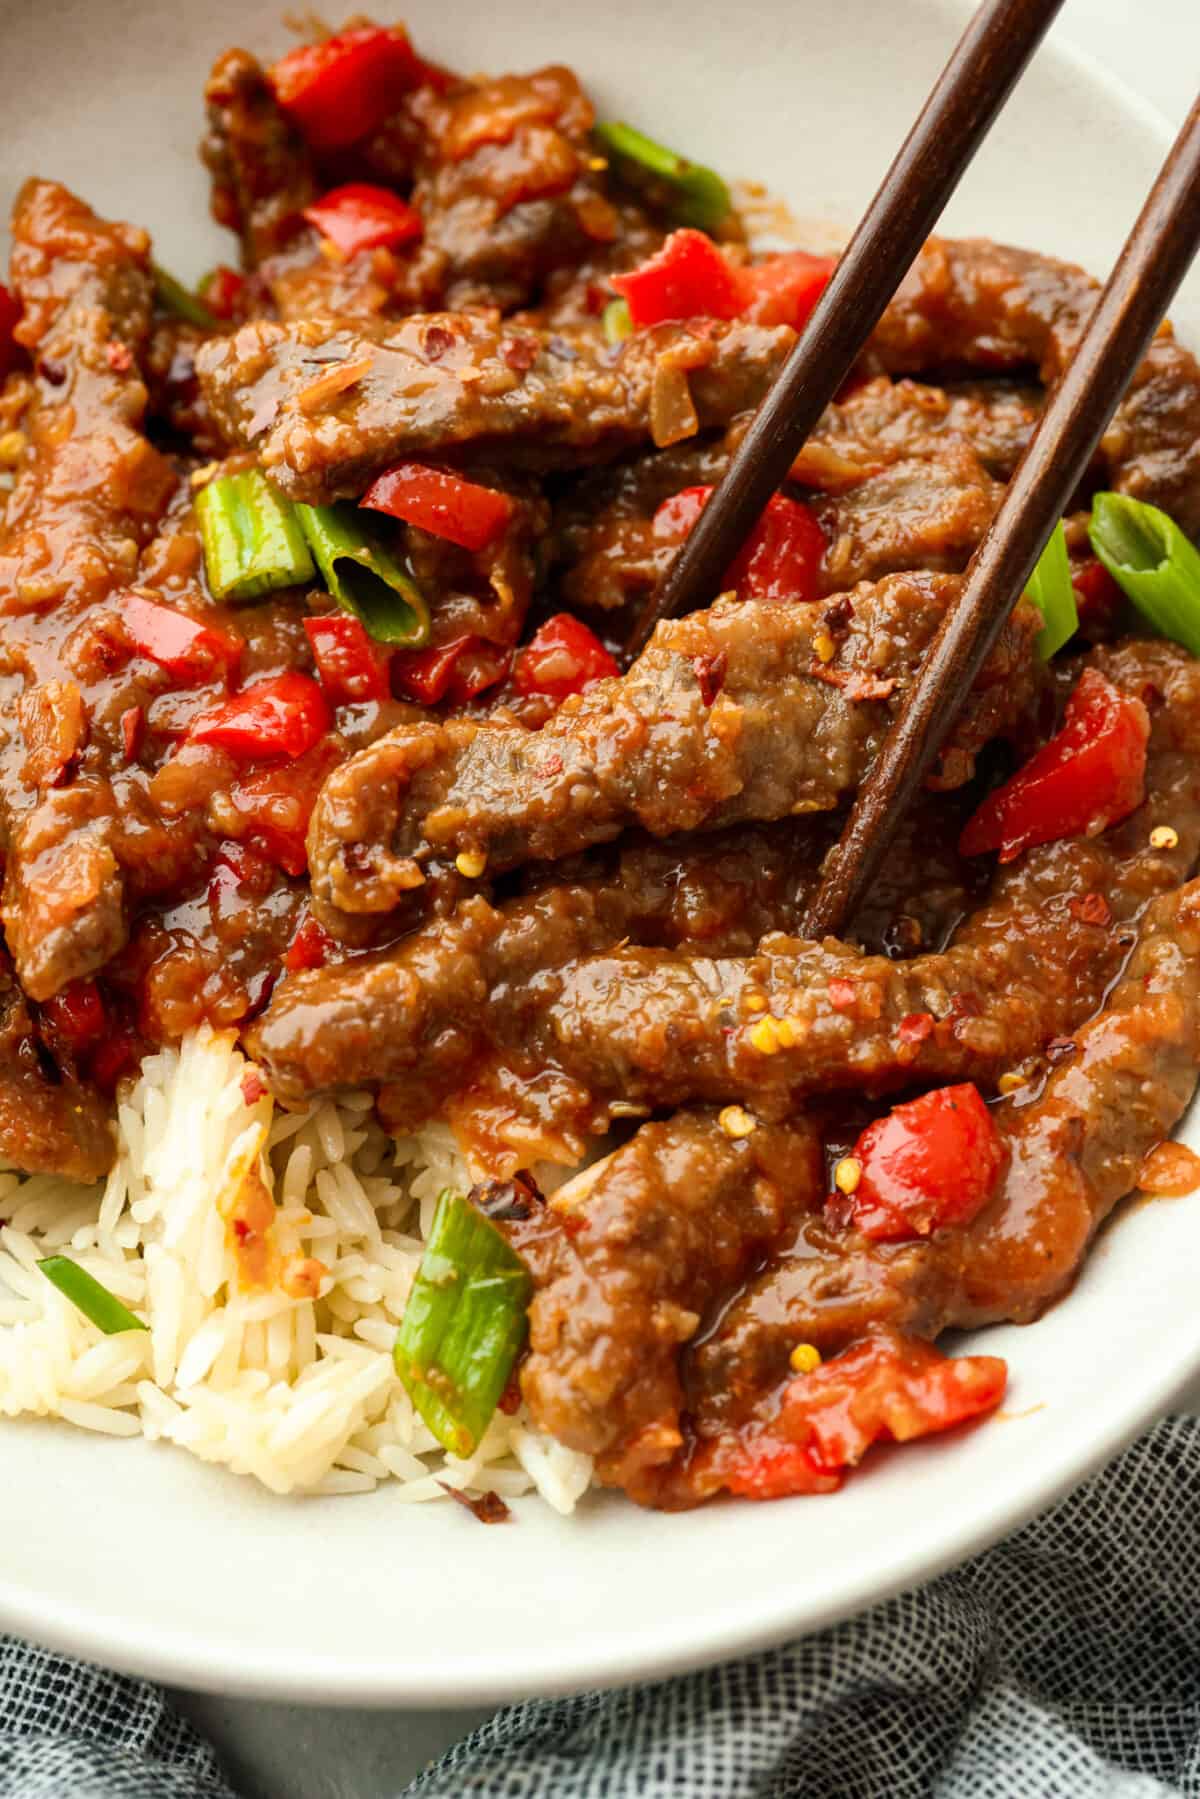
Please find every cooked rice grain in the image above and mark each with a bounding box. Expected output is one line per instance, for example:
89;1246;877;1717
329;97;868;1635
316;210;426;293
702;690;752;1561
0;1025;593;1512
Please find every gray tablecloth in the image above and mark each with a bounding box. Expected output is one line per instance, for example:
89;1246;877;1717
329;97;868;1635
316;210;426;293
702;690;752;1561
5;1416;1200;1797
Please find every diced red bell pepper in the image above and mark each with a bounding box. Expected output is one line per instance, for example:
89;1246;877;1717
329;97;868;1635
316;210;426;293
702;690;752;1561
1070;556;1125;636
841;1083;1006;1243
960;667;1149;864
611;228;744;328
779;1329;1007;1472
392;634;511;706
360;463;514;552
737;250;836;330
514;614;620;704
654;485;825;604
719;1437;841;1501
269;26;424;150
189;672;331;762
302;184;423;258
198;265;246;321
90;1028;143;1096
228;739;343;876
304;614;391;706
39;979;108;1058
0;283;21;380
285;911;335;972
120;593;243;685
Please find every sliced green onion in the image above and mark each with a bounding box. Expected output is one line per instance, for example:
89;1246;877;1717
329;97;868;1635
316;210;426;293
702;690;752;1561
1024;520;1078;659
593;121;732;232
1089;492;1200;656
196;470;316;603
39;1257;148;1335
295;503;430;647
394;1189;531;1458
602;297;633;344
152;263;219;331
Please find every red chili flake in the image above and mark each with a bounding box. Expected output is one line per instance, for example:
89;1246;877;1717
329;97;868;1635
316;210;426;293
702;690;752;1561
422;323;456;361
232;1217;253;1245
538;752;564;779
121;706;145;762
241;1069;267;1107
808;662;897;701
438;1482;512;1524
105;339;133;373
897;1011;934;1046
1045;1036;1078;1065
827;978;857;1011
38;357;67;387
1070;892;1111;927
501;334;538;372
946;991;982;1040
820;595;854;634
692;650;728;708
498;1373;522;1415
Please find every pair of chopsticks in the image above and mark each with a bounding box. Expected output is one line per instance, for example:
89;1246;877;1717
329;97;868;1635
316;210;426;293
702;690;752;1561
632;0;1200;941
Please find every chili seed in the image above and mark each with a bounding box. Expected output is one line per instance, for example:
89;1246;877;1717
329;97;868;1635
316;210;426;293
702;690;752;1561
833;1156;862;1195
789;1342;822;1375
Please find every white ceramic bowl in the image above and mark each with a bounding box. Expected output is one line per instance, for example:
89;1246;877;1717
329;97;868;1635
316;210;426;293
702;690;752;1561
1;0;1198;1708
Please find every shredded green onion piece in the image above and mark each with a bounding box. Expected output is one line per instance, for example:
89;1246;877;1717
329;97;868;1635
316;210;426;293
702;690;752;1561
394;1189;531;1458
603;297;633;344
152;263;218;331
593;121;732;231
1024;520;1078;659
38;1257;148;1335
196;470;315;603
295;503;430;646
1089;492;1200;656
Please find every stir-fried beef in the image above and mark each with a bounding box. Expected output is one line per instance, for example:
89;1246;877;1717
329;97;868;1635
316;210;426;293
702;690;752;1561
0;956;114;1182
305;573;1040;928
498;1111;824;1490
872;237;1200;531
247;794;977;1105
195;312;795;499
682;875;1200;1486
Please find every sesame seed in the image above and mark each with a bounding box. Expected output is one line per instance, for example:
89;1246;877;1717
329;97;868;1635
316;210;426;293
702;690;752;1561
833;1156;862;1195
789;1342;822;1375
455;850;488;879
1151;825;1179;850
719;1105;757;1140
749;1017;781;1056
813;630;837;664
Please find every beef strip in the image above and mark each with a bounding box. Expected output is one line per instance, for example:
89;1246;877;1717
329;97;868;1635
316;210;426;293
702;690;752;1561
247;794;977;1107
0;181;178;999
870;237;1200;532
194;311;795;499
497;1111;824;1491
812;442;1003;590
405;66;621;312
683;872;1200;1489
0;956;114;1181
304;572;1040;928
790;375;1043;491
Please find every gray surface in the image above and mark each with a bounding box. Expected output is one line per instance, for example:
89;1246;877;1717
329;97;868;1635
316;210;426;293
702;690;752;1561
149;4;1200;1794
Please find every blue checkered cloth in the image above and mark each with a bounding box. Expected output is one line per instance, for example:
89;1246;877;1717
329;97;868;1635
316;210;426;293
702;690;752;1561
4;1416;1200;1797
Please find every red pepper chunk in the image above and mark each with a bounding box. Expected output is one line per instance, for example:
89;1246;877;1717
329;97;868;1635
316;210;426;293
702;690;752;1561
120;593;243;685
198;265;246;321
302;184;423;259
737;250;836;330
654;486;825;604
392;634;511;706
843;1083;1005;1243
284;911;335;973
0;283;21;379
780;1329;1007;1472
304;615;391;706
269;26;424;150
514;614;619;704
189;673;331;762
229;740;343;877
361;463;514;551
611;228;744;328
40;979;107;1057
960;668;1149;864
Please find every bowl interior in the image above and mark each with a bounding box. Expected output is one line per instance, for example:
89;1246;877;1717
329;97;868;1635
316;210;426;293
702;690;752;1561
1;0;1197;1707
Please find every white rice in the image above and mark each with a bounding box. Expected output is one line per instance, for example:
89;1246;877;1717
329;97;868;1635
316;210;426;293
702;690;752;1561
0;1025;593;1514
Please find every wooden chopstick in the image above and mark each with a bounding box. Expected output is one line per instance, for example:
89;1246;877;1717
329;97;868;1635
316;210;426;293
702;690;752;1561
628;0;1066;655
803;92;1200;940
